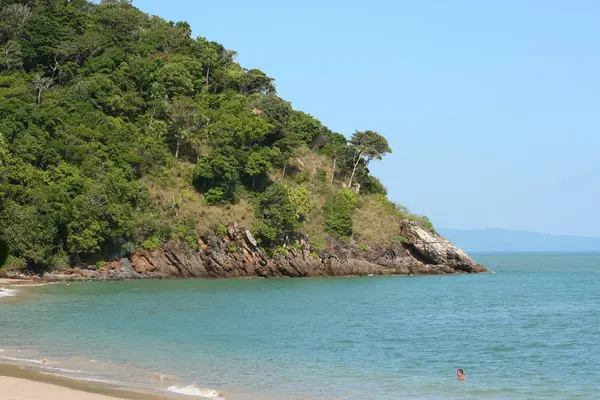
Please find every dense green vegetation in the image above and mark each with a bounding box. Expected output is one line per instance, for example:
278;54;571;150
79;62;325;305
0;0;432;271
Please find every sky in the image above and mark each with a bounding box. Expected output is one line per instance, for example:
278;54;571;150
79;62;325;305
134;0;600;236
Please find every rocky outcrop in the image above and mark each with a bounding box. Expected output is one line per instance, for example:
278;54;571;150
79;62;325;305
398;220;486;273
37;220;486;281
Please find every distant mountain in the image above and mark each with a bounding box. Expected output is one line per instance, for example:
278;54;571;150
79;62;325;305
439;228;600;253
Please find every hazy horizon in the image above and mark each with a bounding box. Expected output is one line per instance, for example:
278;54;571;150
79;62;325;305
440;227;600;239
440;227;600;253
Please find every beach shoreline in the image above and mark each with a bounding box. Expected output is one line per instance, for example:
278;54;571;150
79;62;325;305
0;363;175;400
0;361;294;400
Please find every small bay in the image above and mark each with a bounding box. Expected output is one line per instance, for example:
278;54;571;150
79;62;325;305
1;253;599;399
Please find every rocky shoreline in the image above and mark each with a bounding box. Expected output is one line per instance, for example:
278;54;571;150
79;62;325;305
1;220;486;282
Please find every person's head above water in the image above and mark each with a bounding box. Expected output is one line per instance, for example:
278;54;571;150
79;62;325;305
457;369;465;380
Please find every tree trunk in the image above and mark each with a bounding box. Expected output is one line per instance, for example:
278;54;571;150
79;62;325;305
281;164;287;180
252;175;256;190
148;108;156;133
331;155;337;188
348;151;362;189
175;138;181;159
205;64;210;88
37;88;42;105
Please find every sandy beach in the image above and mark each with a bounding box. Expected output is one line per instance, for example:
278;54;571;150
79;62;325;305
1;377;128;400
0;279;36;288
0;363;174;400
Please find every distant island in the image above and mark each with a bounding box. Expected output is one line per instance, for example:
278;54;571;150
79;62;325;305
439;228;600;253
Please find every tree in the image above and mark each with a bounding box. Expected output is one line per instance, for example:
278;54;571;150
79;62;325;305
324;189;357;238
193;37;237;90
168;96;199;158
145;81;168;136
32;72;52;105
244;148;273;189
32;55;63;105
0;3;32;41
287;184;312;220
1;40;23;70
0;132;8;166
318;132;348;188
347;130;391;190
253;183;302;247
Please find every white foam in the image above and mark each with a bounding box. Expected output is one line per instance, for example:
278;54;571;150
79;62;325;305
0;288;17;297
42;366;85;374
1;356;45;364
12;283;47;287
68;376;123;385
168;385;220;398
38;372;123;386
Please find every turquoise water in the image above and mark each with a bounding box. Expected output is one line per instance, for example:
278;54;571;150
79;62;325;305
1;254;600;399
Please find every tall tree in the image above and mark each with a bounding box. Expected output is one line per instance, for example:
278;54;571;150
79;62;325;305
168;96;199;158
347;130;391;189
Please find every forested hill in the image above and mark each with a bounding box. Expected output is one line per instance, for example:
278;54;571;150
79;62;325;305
0;0;433;271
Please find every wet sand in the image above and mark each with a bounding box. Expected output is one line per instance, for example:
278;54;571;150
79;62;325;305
0;278;35;285
0;363;173;400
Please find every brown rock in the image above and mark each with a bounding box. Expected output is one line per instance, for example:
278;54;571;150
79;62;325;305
37;220;486;282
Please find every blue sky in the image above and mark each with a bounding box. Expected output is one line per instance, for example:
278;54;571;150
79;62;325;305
135;0;600;236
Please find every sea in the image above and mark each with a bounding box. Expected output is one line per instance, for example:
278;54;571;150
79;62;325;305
1;253;599;399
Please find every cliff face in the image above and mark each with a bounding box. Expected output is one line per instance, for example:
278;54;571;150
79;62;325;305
39;220;486;281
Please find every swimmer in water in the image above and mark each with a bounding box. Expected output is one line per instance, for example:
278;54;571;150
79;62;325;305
457;368;465;380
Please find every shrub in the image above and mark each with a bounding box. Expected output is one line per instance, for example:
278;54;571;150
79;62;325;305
1;255;26;271
49;252;70;269
175;222;199;250
324;190;356;238
395;236;408;244
251;220;277;248
360;175;388;196
419;216;436;234
287;184;313;220
142;235;162;251
315;169;327;184
310;235;327;252
204;187;226;205
212;223;228;239
272;246;289;257
291;171;311;184
338;188;358;207
253;183;303;248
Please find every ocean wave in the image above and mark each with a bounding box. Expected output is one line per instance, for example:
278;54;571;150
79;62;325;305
167;385;222;398
66;376;125;385
0;288;17;297
1;356;46;364
41;365;85;374
12;283;48;287
149;372;178;382
37;371;125;386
